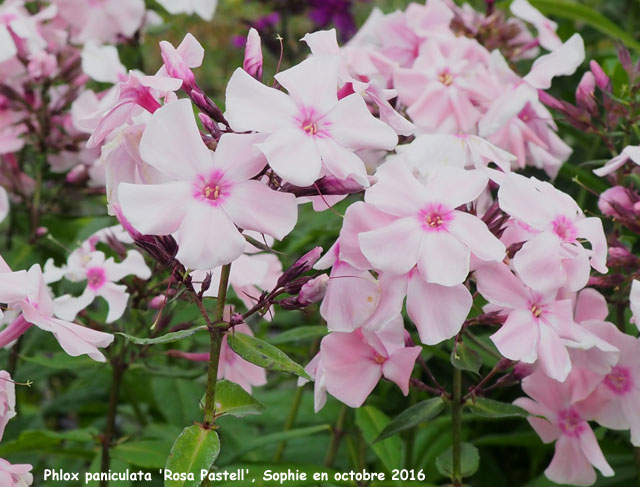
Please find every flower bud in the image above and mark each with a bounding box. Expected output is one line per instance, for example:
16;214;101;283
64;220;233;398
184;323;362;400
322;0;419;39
276;247;323;288
297;274;329;305
243;28;263;81
149;295;167;310
65;164;88;184
160;40;196;91
576;71;598;116
598;186;634;217
589;60;611;91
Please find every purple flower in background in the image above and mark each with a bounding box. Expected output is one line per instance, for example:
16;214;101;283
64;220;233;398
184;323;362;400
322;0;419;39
308;0;361;40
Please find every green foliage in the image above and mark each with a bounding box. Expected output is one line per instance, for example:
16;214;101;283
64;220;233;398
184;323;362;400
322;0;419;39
165;426;220;487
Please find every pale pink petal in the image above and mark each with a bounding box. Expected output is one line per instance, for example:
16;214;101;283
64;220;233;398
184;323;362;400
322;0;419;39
275;56;340;113
326;93;398;150
96;283;129;323
575;217;608;274
53;288;96;322
320;263;379;332
406;274;472;345
427;166;488;209
322;331;382;407
513;233;564;292
497;173;557;228
524;34;585;90
474;262;529;309
139;99;213;180
537;324;572;381
448;211;505;262
417;231;469;286
364;161;427;216
212;133;267;182
222;180;297;240
118;181;192;235
574;288;608;323
225;68;297;132
490;310;539;363
546;436;596;486
383;346;422;395
174;203;246;270
0;270;31;304
316;138;369;186
358;217;424;274
257;129;322;186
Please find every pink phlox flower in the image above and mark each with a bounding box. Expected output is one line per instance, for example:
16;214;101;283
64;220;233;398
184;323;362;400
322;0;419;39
498;173;607;292
593;145;640;177
0;457;33;487
155;0;217;21
515;367;614;486
0;370;16;441
81;40;126;83
0;258;114;361
225;55;398;186
475;262;617;382
319;316;421;408
44;247;150;323
118;99;298;270
157;33;205;92
510;0;562;51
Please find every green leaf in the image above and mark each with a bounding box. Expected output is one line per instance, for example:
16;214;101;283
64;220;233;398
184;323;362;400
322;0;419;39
355;406;404;472
116;326;207;345
376;397;446;442
165;425;220;487
269;326;328;345
529;0;640;51
199;380;265;418
435;442;480;478
112;440;171;469
466;397;529;419
226;332;311;380
450;341;482;374
152;378;203;426
0;428;97;457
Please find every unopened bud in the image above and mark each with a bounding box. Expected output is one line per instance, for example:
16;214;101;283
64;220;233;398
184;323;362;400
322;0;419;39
598;186;634;217
589;60;611;91
243;28;263;81
276;247;323;288
576;71;598;116
149;295;167;310
297;274;329;306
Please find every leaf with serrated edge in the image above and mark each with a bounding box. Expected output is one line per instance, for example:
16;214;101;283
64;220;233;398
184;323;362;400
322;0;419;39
165;425;220;487
226;333;311;380
376;397;445;442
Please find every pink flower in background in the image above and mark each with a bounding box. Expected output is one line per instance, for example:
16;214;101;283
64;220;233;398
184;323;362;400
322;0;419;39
155;0;218;21
359;161;504;284
594;145;640;177
498;173;607;292
44;248;150;323
509;0;562;51
475;262;617;382
516;368;614;486
0;257;113;362
0;458;32;487
225;56;398;186
0;371;15;441
118;99;298;270
320;318;421;407
580;321;640;445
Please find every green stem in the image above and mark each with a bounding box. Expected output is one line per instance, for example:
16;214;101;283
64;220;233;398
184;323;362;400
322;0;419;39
273;385;304;462
324;404;348;467
451;367;463;486
202;263;232;426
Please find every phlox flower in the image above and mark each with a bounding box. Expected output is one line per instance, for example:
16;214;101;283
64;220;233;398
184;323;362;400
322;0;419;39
631;280;640;332
318;317;421;408
118;99;297;270
155;0;217;21
51;0;145;44
0;370;15;441
580;320;640;446
509;0;562;51
0;256;114;362
359;161;504;284
225;55;398;186
475;262;617;382
0;458;32;487
515;368;614;486
593;145;640;177
0;186;8;224
498;173;607;292
44;248;150;323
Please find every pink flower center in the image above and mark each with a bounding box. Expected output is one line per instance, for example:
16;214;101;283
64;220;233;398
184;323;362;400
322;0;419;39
420;204;453;232
438;70;453;86
557;407;587;438
551;216;578;242
373;352;387;365
193;171;230;207
604;366;633;396
296;107;329;138
86;267;106;291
